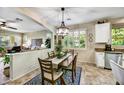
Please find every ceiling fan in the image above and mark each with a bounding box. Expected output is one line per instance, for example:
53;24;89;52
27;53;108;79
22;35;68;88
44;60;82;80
0;18;23;30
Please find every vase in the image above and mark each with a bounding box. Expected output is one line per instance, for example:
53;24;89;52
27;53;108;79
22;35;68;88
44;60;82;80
3;66;10;77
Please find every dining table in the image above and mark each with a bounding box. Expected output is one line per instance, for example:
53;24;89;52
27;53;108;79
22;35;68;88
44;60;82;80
48;53;75;69
47;53;76;85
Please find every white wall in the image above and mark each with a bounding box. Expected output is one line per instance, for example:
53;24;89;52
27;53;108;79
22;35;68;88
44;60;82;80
69;23;96;64
23;30;54;49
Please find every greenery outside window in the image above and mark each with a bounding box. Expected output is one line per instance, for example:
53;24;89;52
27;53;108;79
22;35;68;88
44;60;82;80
62;30;86;49
112;28;124;45
0;36;10;47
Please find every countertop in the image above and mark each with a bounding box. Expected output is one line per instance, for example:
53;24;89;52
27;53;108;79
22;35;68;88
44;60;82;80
6;48;48;55
105;51;123;54
95;48;124;53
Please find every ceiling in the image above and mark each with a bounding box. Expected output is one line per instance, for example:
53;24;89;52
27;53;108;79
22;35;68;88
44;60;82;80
0;8;46;33
34;7;124;26
1;7;124;33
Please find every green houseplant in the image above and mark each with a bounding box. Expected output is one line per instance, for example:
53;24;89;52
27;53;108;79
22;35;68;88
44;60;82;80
0;47;10;64
45;38;51;48
3;55;10;65
0;47;10;77
55;44;63;58
0;47;6;57
55;40;67;59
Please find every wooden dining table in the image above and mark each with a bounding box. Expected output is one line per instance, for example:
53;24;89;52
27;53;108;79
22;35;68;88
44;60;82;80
47;53;75;85
48;53;75;69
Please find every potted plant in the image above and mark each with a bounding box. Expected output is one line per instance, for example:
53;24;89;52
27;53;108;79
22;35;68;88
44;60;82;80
45;38;51;48
55;40;66;58
0;47;6;57
0;47;10;77
3;55;10;77
55;44;63;58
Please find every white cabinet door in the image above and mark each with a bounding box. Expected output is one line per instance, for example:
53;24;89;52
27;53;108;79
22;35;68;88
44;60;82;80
95;52;105;68
95;23;111;43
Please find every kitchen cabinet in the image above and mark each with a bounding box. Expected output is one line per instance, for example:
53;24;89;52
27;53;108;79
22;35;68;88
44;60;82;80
95;52;105;68
95;23;111;43
95;51;123;69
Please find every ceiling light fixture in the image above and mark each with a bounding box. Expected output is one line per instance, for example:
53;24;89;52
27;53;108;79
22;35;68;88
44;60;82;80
57;7;69;36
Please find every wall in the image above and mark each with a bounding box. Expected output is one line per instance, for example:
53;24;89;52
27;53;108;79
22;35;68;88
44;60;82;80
23;30;54;49
69;23;96;64
24;30;49;43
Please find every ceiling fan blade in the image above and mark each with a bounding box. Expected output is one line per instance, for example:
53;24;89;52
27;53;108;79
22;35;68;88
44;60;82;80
7;26;18;30
16;18;23;21
0;22;6;27
6;20;16;23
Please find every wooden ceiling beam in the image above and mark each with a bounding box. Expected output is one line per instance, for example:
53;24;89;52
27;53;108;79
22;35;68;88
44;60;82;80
16;8;55;33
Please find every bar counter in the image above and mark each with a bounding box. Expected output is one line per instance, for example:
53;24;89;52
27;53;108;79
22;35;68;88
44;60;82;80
7;48;52;80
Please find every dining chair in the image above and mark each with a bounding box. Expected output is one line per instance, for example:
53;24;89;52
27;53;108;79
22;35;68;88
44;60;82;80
110;59;124;85
48;51;56;58
68;49;74;55
38;58;65;85
62;53;78;83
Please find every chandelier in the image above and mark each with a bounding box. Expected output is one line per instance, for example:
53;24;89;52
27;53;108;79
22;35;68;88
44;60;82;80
57;8;69;36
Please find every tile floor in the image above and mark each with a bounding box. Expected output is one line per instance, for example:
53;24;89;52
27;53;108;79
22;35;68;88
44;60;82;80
80;63;116;85
1;62;116;85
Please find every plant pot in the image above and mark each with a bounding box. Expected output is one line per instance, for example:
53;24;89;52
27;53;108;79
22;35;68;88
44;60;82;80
3;67;10;77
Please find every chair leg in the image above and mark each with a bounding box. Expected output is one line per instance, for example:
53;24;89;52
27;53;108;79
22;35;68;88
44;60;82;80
42;79;44;85
51;81;55;85
74;69;76;77
116;81;120;85
60;76;66;85
72;71;74;83
64;69;67;74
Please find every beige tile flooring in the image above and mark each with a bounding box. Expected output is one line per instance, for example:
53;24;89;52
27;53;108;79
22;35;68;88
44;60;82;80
2;63;116;85
80;63;116;85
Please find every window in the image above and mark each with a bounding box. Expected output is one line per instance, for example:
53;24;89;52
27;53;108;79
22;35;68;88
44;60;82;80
0;36;10;47
0;35;21;47
112;28;124;45
62;30;86;48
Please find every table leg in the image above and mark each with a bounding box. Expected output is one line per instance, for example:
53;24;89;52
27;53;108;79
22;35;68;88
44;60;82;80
60;77;66;85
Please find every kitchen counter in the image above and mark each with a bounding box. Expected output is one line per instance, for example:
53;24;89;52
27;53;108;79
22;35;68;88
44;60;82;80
8;48;52;80
7;48;47;55
95;48;124;52
105;51;123;54
95;48;105;52
95;48;124;69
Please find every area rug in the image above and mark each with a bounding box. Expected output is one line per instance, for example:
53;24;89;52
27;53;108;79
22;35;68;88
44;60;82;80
24;67;82;85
